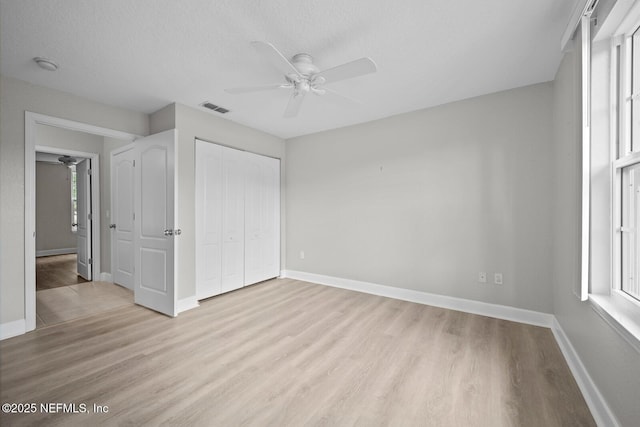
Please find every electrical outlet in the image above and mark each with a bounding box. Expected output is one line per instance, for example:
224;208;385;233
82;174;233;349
300;251;305;260
494;273;503;285
478;272;487;283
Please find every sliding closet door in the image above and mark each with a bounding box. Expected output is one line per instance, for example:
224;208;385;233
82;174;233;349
244;152;280;285
195;140;280;299
220;146;245;293
195;141;223;299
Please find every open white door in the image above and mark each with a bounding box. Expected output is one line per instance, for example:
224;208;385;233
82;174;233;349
76;159;92;280
111;146;135;289
134;129;177;316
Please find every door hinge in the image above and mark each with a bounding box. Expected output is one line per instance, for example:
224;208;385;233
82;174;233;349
88;168;92;176
88;213;92;221
133;160;136;167
133;212;135;221
88;258;93;265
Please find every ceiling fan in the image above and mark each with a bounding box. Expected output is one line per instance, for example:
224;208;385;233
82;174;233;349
225;41;377;118
58;155;78;166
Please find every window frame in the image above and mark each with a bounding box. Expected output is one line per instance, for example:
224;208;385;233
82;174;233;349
594;17;640;350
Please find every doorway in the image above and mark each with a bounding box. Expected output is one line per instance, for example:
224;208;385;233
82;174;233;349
34;150;90;291
25;112;139;331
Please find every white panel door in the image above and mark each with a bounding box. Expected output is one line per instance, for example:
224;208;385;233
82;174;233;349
134;129;177;316
195;140;223;299
221;146;245;293
111;146;135;289
244;152;280;285
76;159;92;280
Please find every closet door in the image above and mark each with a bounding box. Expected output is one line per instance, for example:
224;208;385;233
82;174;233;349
244;152;280;285
195;141;223;299
220;146;245;293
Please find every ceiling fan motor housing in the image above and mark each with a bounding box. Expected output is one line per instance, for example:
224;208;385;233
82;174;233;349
291;53;318;76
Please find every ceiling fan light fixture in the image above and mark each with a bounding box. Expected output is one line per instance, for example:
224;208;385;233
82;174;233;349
58;155;77;165
34;57;59;71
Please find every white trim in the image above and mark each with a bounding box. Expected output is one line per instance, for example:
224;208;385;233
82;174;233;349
580;14;592;302
562;0;598;51
99;272;113;282
0;319;27;340
590;293;640;353
177;297;199;314
36;248;77;257
281;270;553;327
25;111;139;333
551;318;621;427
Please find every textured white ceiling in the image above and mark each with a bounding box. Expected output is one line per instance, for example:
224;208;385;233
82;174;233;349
1;0;578;139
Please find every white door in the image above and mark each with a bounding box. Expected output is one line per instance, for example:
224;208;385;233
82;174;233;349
111;146;135;289
76;159;92;280
134;129;177;316
244;152;280;285
195;141;223;299
221;146;245;293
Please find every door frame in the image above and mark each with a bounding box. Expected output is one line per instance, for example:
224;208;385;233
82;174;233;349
25;112;138;332
110;143;136;289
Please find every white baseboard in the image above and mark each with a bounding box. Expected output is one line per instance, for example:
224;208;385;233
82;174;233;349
99;272;113;282
551;318;620;427
177;296;199;314
281;270;553;327
36;248;77;257
0;319;26;340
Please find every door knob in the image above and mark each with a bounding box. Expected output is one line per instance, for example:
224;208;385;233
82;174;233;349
174;229;182;236
164;229;173;236
109;224;116;229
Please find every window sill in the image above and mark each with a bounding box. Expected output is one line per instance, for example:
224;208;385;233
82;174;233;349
589;292;640;354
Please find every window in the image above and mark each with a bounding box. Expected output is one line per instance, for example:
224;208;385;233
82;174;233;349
70;165;78;232
588;1;640;348
621;163;640;301
616;21;640;303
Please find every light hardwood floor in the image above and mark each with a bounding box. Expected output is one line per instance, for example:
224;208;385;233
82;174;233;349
36;254;88;291
36;281;133;328
0;278;595;426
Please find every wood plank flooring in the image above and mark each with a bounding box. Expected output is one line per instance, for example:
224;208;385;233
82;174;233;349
36;281;133;328
0;278;595;426
36;254;88;291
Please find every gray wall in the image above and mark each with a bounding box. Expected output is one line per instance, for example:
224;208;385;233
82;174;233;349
285;82;554;313
552;48;640;427
35;162;77;252
0;75;148;324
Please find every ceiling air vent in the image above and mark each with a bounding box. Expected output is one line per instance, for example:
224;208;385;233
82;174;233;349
201;102;230;114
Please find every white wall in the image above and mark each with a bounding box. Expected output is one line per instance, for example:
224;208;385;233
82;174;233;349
148;103;286;300
552;46;640;426
0;75;148;325
35;162;77;253
285;82;554;313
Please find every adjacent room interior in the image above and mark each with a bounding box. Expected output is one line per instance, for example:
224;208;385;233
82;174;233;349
1;0;639;426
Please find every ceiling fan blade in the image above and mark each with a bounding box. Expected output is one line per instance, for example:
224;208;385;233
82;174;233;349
284;91;306;118
251;41;302;78
315;57;377;84
225;83;290;94
323;88;364;105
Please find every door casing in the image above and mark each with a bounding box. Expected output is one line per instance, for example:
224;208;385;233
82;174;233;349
25;112;138;332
